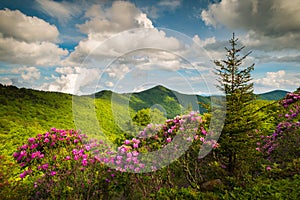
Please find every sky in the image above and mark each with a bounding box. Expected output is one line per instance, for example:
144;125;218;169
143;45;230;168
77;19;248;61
0;0;300;95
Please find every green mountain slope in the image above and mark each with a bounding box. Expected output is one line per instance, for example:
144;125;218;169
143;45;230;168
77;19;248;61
257;90;289;101
0;84;286;156
0;85;126;156
94;85;211;118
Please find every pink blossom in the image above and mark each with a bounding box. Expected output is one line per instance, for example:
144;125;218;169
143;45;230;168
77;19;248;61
82;158;88;166
132;138;140;144
20;162;26;167
85;145;91;151
28;138;35;143
20;171;27;179
42;163;49;170
115;160;122;165
13;152;19;158
124;140;131;145
132;151;139;157
127;152;132;158
74;155;79;160
139;163;145;168
201;127;207;135
72;149;78;155
50;171;56;176
133;143;139;148
166;137;172;143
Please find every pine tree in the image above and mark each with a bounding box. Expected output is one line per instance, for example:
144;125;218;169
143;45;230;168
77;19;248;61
214;33;255;177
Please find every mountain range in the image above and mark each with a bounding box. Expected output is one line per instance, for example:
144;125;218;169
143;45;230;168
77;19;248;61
0;84;289;155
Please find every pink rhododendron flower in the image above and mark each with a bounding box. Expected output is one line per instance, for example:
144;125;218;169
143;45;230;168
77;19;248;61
166;137;172;143
50;171;56;176
124;140;131;145
42;163;49;170
20;171;27;179
82;158;88;166
85;145;91;151
28;138;35;143
201;127;207;135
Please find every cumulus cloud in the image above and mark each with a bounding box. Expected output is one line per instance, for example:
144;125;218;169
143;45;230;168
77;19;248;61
36;0;83;24
40;67;101;94
77;2;153;35
0;36;68;66
0;8;59;42
0;9;68;66
255;70;300;90
201;0;300;51
66;1;185;66
17;66;41;81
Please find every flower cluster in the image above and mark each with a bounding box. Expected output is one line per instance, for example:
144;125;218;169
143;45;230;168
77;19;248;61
136;111;212;151
13;111;218;194
13;128;90;178
257;92;300;157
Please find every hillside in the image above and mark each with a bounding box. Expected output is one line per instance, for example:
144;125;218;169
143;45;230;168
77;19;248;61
0;84;287;156
257;90;289;100
0;85;127;156
94;85;211;118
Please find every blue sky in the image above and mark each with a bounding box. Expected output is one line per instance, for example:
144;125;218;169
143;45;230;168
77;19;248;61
0;0;299;95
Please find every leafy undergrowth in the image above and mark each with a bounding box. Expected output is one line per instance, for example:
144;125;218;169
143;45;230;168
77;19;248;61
0;90;299;199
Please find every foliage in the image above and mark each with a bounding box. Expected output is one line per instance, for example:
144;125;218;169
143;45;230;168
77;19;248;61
257;91;300;178
0;67;299;199
213;33;258;179
8;111;223;199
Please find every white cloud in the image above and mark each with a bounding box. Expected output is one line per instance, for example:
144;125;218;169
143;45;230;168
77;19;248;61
255;70;300;90
40;67;100;94
18;66;41;81
158;0;181;10
105;64;130;79
55;66;75;74
77;2;153;35
105;81;114;87
0;36;68;66
0;9;68;66
0;77;12;86
142;0;182;19
193;35;216;47
201;0;300;51
66;1;184;65
36;0;82;24
0;8;59;42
